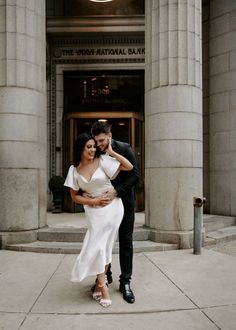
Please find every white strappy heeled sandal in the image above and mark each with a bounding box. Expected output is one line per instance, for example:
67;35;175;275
100;298;112;308
98;282;112;308
92;291;102;301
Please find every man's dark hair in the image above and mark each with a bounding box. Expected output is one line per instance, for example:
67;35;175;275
91;121;111;137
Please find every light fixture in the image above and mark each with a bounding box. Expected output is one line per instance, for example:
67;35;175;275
98;119;108;122
89;0;113;2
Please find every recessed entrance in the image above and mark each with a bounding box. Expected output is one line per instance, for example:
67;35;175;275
63;112;144;212
63;70;144;212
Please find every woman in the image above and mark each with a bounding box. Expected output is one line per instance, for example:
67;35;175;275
64;132;133;307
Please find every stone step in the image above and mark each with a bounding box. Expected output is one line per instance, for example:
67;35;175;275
5;240;178;254
204;226;236;246
37;226;150;242
203;215;235;232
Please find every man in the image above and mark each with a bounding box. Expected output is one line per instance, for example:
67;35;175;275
91;121;139;304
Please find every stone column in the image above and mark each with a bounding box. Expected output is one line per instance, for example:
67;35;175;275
145;0;203;248
209;1;236;216
0;0;46;245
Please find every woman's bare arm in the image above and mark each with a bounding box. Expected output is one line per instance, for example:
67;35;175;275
106;140;133;171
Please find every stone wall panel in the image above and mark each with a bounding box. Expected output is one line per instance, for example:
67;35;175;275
0;169;39;231
0;0;46;233
145;0;202;242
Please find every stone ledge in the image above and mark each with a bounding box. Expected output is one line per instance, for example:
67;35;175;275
0;230;38;249
150;229;195;249
37;226;150;242
205;226;236;244
203;215;236;232
5;240;178;254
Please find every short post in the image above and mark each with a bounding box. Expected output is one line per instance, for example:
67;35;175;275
193;197;206;255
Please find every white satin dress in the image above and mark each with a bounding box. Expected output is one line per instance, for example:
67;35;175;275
64;154;124;282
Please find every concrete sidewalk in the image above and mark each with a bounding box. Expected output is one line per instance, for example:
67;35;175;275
0;245;236;330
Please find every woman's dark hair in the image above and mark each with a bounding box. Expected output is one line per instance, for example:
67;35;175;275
73;132;100;167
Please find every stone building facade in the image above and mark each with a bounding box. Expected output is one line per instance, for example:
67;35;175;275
0;0;236;249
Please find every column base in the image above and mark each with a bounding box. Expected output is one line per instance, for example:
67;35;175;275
0;230;38;249
150;229;205;249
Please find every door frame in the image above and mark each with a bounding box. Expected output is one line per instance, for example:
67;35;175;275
64;111;143;151
63;111;144;212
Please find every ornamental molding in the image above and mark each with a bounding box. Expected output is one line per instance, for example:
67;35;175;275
47;16;145;34
49;34;145;61
50;34;144;46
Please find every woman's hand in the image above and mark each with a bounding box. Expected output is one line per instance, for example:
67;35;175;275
105;137;114;156
93;195;111;207
104;138;133;172
70;189;112;207
103;188;117;200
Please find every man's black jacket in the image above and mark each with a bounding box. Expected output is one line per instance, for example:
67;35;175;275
111;139;139;203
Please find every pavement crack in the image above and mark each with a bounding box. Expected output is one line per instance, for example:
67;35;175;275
143;252;200;309
201;310;222;330
29;307;199;316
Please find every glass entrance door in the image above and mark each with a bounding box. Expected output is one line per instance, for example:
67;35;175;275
63;112;144;212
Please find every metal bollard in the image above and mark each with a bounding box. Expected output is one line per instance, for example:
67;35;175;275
193;197;206;255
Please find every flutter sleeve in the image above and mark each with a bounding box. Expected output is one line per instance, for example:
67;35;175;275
64;165;80;191
100;154;120;179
